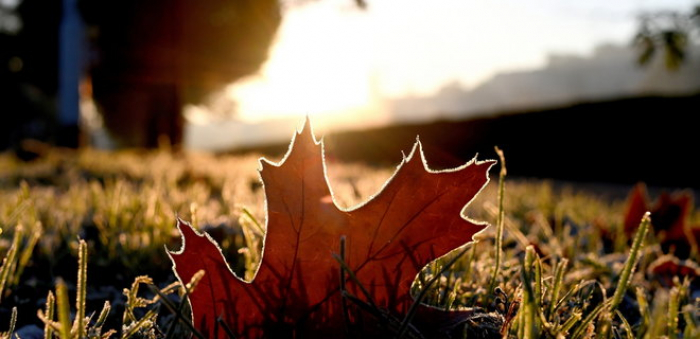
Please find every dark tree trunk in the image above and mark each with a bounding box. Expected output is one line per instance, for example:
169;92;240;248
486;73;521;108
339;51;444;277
80;0;282;148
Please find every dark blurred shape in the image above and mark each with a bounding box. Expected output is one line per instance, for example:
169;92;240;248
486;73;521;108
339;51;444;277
79;0;282;148
57;0;83;149
635;5;699;70
320;94;700;189
0;0;23;34
1;0;282;152
1;0;62;153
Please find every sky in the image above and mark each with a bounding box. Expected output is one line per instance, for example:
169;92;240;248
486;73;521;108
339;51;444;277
184;0;697;150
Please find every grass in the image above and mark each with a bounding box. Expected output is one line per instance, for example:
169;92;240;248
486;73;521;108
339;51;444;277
0;147;698;338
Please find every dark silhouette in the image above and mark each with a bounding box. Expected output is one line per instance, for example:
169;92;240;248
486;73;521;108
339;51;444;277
79;0;281;148
231;95;700;189
327;95;700;189
1;0;282;151
1;0;62;155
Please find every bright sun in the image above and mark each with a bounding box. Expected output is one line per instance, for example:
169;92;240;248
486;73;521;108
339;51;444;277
228;2;386;131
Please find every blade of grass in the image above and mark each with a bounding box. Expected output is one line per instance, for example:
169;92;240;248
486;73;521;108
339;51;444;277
338;236;351;335
643;289;669;339
150;271;206;339
12;224;40;286
557;311;582;335
0;226;22;303
241;207;265;235
521;245;540;339
610;213;650;313
682;304;698;339
668;284;680;337
442;277;461;311
122;309;157;339
340;291;422;338
43;291;55;339
3;307;17;339
123;276;156;324
95;300;111;328
516;290;525;339
396;244;471;338
489;146;507;293
439;267;455;308
151;286;205;339
538;309;555;336
462;240;478;285
86;300;112;338
101;329;117;339
216;317;237;339
553;283;577;316
332;253;380;312
55;278;72;339
76;239;88;338
4;185;30;228
533;254;542;312
596;311;612;339
614;309;635;339
635;287;650;338
547;258;568;321
570;299;613;339
333;248;420;338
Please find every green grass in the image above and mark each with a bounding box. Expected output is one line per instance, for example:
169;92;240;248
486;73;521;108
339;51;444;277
0;147;698;338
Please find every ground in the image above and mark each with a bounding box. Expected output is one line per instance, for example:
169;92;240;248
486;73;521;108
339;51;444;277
0;148;698;338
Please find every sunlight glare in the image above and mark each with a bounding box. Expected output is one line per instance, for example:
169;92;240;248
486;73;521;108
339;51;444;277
230;1;386;131
223;0;692;131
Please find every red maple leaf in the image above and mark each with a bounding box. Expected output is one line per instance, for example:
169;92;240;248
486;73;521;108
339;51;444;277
169;119;495;337
647;254;700;287
624;183;699;259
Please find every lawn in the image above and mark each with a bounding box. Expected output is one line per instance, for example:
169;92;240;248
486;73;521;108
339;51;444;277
0;146;698;338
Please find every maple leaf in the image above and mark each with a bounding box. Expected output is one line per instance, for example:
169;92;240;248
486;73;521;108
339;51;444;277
647;254;700;287
623;183;699;259
169;119;495;337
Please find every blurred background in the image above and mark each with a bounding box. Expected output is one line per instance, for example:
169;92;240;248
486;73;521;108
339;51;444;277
1;0;699;186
